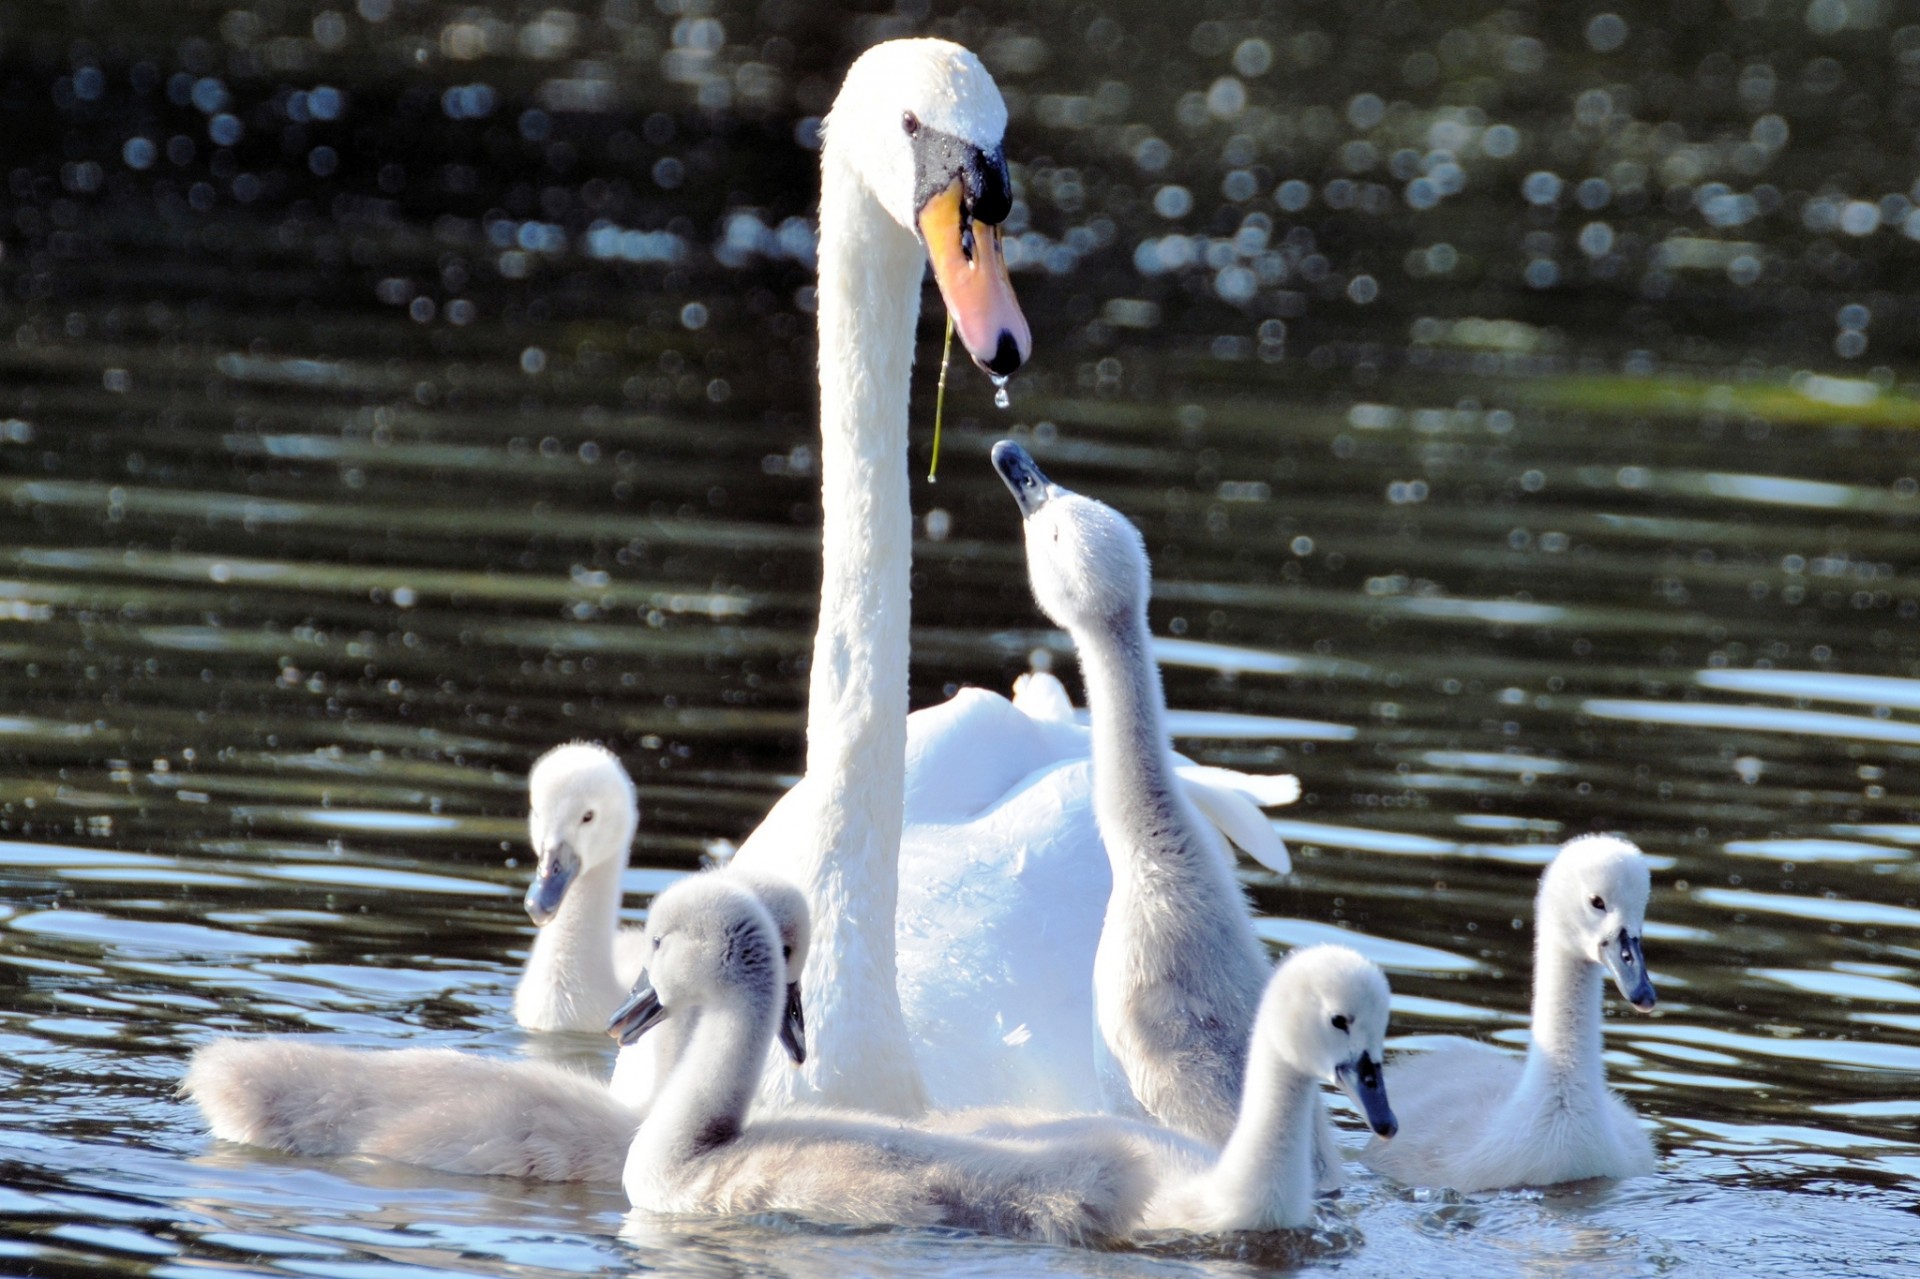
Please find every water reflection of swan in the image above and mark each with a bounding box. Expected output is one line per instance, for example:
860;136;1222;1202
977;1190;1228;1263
986;440;1337;1184
720;36;1297;1121
1360;834;1659;1190
620;875;1396;1240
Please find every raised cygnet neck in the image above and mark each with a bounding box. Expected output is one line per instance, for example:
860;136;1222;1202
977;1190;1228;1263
771;125;929;1114
1198;1043;1320;1227
1518;922;1608;1100
1068;600;1192;868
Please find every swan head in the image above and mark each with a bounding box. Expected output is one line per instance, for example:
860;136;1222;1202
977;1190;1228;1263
826;38;1030;376
721;871;812;1065
523;742;638;926
607;876;784;1053
1539;834;1656;1012
991;440;1149;629
1265;945;1398;1139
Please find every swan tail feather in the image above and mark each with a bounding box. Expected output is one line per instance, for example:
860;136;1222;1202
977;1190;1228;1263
1175;768;1296;875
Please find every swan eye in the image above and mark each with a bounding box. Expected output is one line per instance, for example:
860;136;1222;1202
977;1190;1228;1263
782;944;792;961
581;810;596;825
1331;1015;1350;1033
1588;894;1606;911
901;111;919;136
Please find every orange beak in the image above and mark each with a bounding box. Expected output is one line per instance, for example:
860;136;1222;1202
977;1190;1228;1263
917;179;1031;377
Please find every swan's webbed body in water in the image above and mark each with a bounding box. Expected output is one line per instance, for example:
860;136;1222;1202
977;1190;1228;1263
1359;834;1659;1191
622;871;1399;1241
987;440;1343;1186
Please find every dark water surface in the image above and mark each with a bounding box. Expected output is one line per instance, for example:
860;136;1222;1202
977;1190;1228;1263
2;2;1918;1275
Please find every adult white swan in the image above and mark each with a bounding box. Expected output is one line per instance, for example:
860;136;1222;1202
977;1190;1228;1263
719;38;1295;1119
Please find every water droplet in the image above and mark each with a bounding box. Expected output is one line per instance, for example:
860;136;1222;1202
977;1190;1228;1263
990;375;1011;410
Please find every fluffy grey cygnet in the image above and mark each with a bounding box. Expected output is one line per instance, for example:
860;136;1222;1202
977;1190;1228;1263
1360;834;1659;1190
989;440;1343;1185
620;875;1155;1244
182;872;806;1180
621;872;1399;1240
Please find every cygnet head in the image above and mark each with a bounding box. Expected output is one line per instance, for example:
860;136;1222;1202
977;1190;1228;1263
524;742;638;926
605;877;783;1053
720;871;812;1065
1263;945;1397;1139
826;38;1030;376
1537;834;1656;1012
991;440;1150;631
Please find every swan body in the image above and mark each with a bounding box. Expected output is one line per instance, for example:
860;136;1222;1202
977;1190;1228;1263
513;741;648;1032
988;440;1340;1184
721;36;1301;1121
1360;834;1659;1191
623;873;1398;1241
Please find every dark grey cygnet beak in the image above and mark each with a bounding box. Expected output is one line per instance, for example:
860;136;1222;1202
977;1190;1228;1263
1335;1050;1398;1139
1603;929;1658;1013
606;973;667;1046
778;981;807;1065
990;439;1057;518
524;840;581;926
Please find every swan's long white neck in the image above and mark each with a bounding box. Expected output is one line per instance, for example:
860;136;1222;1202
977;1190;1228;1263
629;985;774;1174
770;132;929;1114
1201;1044;1320;1228
519;854;623;1016
1518;925;1607;1100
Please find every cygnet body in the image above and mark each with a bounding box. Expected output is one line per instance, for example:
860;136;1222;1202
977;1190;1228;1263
185;839;810;1181
989;441;1341;1184
513;741;647;1033
1360;834;1659;1191
623;873;1399;1242
621;875;1157;1244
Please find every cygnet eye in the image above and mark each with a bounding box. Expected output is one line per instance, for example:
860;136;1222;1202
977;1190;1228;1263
580;810;596;825
782;944;792;961
901;111;919;136
1331;1014;1350;1033
1588;894;1606;911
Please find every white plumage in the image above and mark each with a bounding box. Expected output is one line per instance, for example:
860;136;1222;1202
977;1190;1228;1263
1360;834;1660;1190
728;38;1299;1121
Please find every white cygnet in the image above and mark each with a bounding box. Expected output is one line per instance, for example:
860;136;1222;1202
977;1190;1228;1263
513;742;647;1033
1360;834;1659;1191
1141;944;1396;1233
989;440;1342;1187
622;874;1396;1240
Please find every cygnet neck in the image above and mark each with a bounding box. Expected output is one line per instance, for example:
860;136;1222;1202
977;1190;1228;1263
1200;1043;1320;1227
525;852;623;987
631;979;777;1169
1066;600;1188;862
1519;921;1608;1098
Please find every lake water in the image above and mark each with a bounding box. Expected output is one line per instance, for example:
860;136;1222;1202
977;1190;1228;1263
2;2;1917;1275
